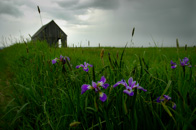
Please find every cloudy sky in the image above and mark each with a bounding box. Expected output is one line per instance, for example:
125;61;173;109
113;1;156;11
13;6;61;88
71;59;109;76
0;0;195;47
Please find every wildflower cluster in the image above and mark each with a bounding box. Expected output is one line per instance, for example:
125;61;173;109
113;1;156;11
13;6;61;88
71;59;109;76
170;57;192;69
180;57;191;67
52;55;70;64
170;60;177;69
51;55;177;111
52;55;93;72
76;62;93;72
81;76;109;102
156;95;176;110
81;76;147;102
113;77;147;96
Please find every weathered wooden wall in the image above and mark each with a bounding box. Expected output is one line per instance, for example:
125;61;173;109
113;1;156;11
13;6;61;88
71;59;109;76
32;20;67;47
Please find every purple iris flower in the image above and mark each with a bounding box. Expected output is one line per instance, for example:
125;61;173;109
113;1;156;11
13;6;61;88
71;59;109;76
60;55;70;61
172;103;177;110
170;60;177;69
76;62;93;72
97;76;110;89
60;55;70;64
81;76;109;102
156;95;176;110
52;55;70;65
60;55;63;60
66;57;70;61
113;77;147;96
156;95;171;103
180;57;190;66
52;58;58;64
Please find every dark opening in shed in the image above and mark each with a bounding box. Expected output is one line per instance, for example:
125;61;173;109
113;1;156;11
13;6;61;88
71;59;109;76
31;20;67;47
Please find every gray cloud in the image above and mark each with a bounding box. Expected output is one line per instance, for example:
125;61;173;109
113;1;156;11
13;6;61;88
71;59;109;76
118;0;196;45
55;0;79;9
76;0;119;10
46;0;196;44
0;1;23;17
0;0;195;47
46;0;120;27
46;7;90;27
57;0;119;10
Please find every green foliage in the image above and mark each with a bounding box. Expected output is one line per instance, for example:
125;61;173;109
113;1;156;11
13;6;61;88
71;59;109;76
0;41;196;129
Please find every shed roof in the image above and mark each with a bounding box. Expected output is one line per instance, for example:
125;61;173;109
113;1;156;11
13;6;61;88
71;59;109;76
32;20;67;38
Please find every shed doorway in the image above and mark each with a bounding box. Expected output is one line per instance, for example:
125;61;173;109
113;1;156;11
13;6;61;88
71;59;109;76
58;39;62;48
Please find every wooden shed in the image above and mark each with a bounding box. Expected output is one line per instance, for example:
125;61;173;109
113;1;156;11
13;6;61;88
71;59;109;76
32;20;67;47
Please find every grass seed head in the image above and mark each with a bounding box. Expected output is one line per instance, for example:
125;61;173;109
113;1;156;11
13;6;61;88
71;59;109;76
69;121;81;127
185;44;187;51
176;38;179;49
37;6;41;14
116;51;119;59
100;48;104;59
132;27;135;37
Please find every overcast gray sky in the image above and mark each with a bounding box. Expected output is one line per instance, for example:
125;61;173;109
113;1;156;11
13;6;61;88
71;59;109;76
0;0;195;47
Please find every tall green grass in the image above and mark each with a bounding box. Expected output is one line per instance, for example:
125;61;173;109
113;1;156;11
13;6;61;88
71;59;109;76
0;41;196;129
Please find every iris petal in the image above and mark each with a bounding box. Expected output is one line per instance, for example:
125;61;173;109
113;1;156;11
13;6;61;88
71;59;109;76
172;103;177;110
89;64;93;67
102;83;109;89
100;76;106;83
83;67;89;72
99;92;107;102
113;80;125;87
123;89;134;96
76;64;84;68
131;81;136;88
123;86;134;96
128;77;133;87
76;65;80;68
66;57;70;61
81;84;92;94
92;81;97;88
113;82;121;88
52;59;57;64
156;96;165;103
163;95;171;100
136;86;147;92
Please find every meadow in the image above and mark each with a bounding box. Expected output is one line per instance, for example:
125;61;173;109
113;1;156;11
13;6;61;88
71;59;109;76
0;40;196;130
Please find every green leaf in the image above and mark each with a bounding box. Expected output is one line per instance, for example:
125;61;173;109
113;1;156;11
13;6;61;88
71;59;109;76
161;102;173;117
123;97;128;115
11;102;29;125
161;80;172;98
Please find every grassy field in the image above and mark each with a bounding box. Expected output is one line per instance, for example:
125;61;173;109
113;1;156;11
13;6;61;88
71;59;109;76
0;41;196;129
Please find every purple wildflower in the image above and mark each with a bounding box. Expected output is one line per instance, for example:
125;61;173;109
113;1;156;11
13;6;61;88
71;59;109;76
156;95;171;103
99;92;107;102
172;103;177;110
113;77;147;96
60;55;70;64
52;55;70;65
170;60;177;69
66;57;70;61
76;62;93;72
156;95;176;110
60;55;64;61
81;76;109;102
97;76;110;89
81;84;93;94
123;86;134;96
180;57;190;66
52;58;58;64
